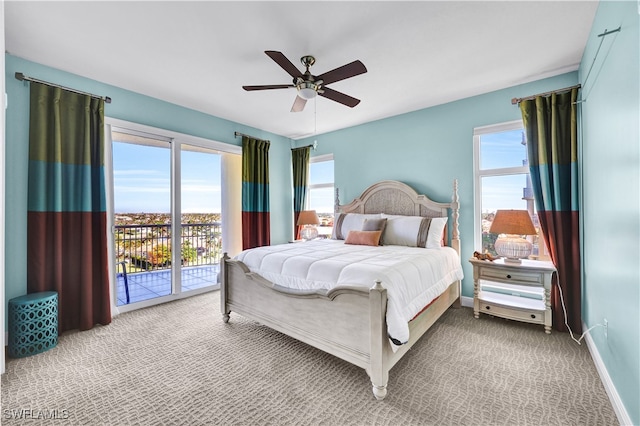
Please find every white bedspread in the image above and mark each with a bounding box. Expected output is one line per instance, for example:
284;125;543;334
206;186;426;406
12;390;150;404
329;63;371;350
234;239;464;345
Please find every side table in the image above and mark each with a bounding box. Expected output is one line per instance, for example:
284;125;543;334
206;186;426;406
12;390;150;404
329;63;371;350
8;291;58;357
469;258;555;334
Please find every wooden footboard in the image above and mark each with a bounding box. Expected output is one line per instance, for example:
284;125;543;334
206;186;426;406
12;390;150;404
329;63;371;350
221;254;379;369
220;253;460;400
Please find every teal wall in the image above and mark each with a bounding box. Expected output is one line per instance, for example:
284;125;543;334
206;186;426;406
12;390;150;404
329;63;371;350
4;54;294;313
579;1;639;424
297;72;579;300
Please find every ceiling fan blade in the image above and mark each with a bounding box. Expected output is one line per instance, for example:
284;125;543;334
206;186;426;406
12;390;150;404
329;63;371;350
291;96;307;112
319;87;360;108
316;60;367;85
265;51;303;79
243;84;294;91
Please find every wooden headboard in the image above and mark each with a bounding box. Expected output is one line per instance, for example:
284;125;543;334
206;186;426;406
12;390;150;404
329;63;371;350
335;180;460;255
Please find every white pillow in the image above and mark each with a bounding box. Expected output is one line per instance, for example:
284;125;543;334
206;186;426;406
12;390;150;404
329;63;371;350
380;215;424;247
426;217;448;249
332;213;382;240
381;214;448;248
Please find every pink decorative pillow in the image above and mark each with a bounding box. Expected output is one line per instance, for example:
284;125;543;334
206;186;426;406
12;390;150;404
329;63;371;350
345;230;382;246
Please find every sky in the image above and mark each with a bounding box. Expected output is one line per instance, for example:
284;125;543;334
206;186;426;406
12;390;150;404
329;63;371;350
308;160;335;214
113;141;221;213
479;129;533;213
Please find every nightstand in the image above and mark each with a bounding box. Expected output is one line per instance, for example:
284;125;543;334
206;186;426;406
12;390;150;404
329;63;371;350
469;257;556;334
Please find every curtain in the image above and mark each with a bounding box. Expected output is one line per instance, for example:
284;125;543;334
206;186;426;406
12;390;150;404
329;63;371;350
242;136;270;249
27;82;110;333
520;88;581;332
291;146;311;239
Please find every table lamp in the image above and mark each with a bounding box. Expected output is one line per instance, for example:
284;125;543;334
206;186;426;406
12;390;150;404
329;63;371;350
489;209;537;264
297;210;320;240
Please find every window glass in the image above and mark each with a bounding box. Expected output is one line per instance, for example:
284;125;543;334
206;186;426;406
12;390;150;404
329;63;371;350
309;160;334;186
480;174;532;255
474;123;549;260
308;187;334;214
479;129;528;170
308;156;334;237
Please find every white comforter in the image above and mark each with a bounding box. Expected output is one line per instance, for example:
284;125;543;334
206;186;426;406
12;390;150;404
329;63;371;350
234;239;464;345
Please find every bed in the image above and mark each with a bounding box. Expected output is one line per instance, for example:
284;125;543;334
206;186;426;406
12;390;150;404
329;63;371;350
220;180;462;400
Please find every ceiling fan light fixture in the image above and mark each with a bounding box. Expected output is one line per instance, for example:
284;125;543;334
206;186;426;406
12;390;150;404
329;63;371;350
299;87;316;100
296;81;318;100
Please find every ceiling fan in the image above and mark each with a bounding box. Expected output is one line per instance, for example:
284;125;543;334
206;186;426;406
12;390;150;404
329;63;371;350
242;50;367;112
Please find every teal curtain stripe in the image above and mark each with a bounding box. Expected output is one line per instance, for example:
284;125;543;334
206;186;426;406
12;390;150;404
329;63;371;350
530;162;579;212
28;160;106;212
293;185;306;212
242;181;270;212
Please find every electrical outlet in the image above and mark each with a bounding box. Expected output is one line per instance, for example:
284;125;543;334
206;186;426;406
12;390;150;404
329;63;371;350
604;318;608;339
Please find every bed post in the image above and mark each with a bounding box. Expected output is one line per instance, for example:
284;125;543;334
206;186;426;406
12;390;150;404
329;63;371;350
369;280;389;400
451;179;462;308
221;253;230;323
451;179;460;256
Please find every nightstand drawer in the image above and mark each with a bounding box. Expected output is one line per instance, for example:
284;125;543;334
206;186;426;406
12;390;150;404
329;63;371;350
479;268;542;284
478;300;545;325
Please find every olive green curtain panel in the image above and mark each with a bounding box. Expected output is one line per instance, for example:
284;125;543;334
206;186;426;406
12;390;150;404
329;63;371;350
292;146;311;239
520;88;581;332
242;136;271;249
27;82;111;333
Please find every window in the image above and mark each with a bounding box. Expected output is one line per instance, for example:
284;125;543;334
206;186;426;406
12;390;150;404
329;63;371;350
473;121;549;260
308;154;334;237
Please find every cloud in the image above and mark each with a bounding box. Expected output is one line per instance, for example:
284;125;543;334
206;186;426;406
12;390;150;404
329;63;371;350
182;183;221;193
113;169;162;176
114;186;170;193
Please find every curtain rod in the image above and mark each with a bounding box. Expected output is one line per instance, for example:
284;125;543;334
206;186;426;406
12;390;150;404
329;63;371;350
598;26;621;38
234;131;270;143
15;72;112;104
294;141;317;151
511;84;581;105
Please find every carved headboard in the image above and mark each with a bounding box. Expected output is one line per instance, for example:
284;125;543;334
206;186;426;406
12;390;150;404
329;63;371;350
335;180;460;255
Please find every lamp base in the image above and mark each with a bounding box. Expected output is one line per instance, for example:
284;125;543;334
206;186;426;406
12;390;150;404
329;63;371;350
494;235;532;262
300;226;318;241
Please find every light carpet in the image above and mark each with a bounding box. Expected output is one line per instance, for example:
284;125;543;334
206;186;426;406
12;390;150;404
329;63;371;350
1;291;618;425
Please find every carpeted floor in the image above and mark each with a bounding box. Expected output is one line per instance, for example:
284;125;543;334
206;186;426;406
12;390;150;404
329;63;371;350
2;291;618;425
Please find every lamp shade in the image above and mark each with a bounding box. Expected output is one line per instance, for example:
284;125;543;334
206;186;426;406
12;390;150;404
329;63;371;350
297;210;320;226
489;210;536;235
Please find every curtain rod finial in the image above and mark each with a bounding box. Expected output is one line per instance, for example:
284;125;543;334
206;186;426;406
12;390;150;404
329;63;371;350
15;72;25;81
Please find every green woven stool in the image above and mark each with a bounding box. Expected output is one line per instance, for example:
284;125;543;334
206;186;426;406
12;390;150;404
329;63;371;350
8;291;58;358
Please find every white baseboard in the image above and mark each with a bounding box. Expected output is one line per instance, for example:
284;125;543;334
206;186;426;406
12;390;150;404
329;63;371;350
583;321;633;425
460;295;473;308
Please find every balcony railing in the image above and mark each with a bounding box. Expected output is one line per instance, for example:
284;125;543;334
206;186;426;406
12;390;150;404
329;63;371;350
115;223;222;273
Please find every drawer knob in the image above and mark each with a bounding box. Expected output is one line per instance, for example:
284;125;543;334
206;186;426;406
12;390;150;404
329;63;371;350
485;306;491;310
531;314;536;319
506;274;512;279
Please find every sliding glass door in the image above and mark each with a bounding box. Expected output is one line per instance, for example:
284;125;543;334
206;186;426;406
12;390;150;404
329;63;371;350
112;130;173;306
107;119;241;312
179;144;222;293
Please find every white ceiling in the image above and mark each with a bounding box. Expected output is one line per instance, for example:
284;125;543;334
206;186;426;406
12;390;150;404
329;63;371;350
5;1;598;140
